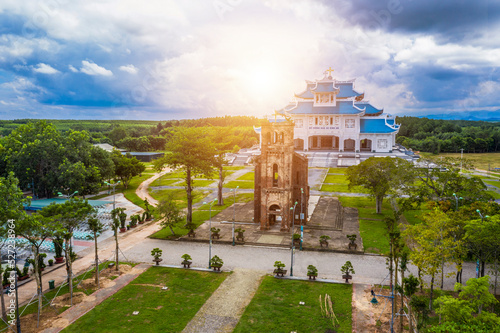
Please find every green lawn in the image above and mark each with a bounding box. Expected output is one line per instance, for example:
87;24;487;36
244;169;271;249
324;174;348;184
328;168;347;174
225;180;254;189
150;193;254;239
237;172;255;181
151;178;181;186
148;188;208;208
486;190;500;200
320;184;368;194
223;166;246;170
338;196;393;254
64;267;228;333
419;152;500;171
233;276;352;333
484;180;500;189
192;179;215;187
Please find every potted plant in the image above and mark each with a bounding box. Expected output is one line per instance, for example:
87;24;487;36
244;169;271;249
347;234;357;250
144;199;153;221
341;261;355;283
54;236;65;263
210;255;223;271
130;215;138;228
210;227;221;240
307;265;318;280
3;268;12;289
292;233;301;246
137;213;145;225
48;259;54;267
151;248;163;265
319;235;330;248
119;210;127;232
181;254;192;268
273;261;287;277
186;222;196;238
17;266;29;281
38;253;47;271
235;228;245;242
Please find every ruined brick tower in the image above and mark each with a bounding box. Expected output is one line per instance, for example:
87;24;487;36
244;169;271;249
254;118;309;231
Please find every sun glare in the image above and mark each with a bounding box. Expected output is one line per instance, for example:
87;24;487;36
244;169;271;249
244;65;279;98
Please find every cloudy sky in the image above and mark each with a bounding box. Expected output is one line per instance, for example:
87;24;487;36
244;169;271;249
0;0;499;120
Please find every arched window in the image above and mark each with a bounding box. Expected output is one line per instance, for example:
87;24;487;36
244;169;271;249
273;164;278;187
273;131;278;144
267;132;271;144
279;132;284;144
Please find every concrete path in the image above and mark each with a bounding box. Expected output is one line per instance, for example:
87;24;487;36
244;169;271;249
42;263;150;333
136;169;170;205
182;268;265;333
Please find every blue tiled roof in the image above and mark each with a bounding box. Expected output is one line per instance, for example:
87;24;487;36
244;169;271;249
311;82;338;93
354;102;382;114
295;84;315;98
268;118;288;123
360;119;398;133
337;83;362;98
286;101;364;115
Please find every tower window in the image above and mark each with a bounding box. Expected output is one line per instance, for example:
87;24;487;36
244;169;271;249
273;164;278;187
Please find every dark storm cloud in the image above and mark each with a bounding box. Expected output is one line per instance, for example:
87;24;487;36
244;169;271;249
331;0;500;41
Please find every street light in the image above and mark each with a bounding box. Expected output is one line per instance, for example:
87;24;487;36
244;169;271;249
289;201;298;277
204;199;217;268
57;190;78;199
104;181;121;210
231;186;239;246
475;209;490;278
452;193;463;211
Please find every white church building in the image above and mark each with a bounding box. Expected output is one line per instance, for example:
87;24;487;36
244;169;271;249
276;70;400;153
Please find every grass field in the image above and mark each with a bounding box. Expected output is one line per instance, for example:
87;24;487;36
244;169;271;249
338;196;393;254
233;276;352;333
328;168;348;174
148;188;207;209
64;267;228;333
419;152;500;171
324;174;349;184
236;171;255;181
486;190;500;199
225;180;254;189
320;184;369;194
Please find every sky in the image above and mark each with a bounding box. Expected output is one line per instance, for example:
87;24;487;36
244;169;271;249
0;0;499;120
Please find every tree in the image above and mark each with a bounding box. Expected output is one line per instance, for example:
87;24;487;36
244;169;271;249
110;208;122;271
40;198;95;305
0;172;30;320
108;126;128;145
409;157;491;204
346;157;413;213
153;127;215;225
404;209;464;310
155;193;184;236
85;213;105;288
15;213;59;319
210;129;238;206
111;150;145;189
402;274;419;333
464;215;500;278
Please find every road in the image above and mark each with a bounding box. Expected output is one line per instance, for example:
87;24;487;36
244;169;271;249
123;237;479;290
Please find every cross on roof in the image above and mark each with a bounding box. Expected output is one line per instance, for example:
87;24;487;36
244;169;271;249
325;67;334;76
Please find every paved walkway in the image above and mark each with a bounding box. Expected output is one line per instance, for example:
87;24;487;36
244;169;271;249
136;168;169;205
42;263;150;333
182;268;265;333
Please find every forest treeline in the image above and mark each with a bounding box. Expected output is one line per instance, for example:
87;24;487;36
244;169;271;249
395;116;500;153
0;116;261;152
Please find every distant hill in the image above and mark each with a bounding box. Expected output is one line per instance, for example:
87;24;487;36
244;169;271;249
419;110;500;122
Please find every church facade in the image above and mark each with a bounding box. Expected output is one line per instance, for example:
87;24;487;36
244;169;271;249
276;70;400;153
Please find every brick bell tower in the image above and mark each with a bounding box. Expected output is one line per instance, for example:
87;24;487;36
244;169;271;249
254;118;309;231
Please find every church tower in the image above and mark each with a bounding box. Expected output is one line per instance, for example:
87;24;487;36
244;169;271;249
254;118;309;231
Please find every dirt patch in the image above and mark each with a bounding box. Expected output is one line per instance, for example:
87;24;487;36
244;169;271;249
52;292;87;308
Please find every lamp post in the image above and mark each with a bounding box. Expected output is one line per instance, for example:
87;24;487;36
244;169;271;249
57;190;78;199
104;181;121;210
232;186;239;246
204;199;217;268
290;201;298;277
460;148;464;173
475;209;490;278
452;193;463;211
